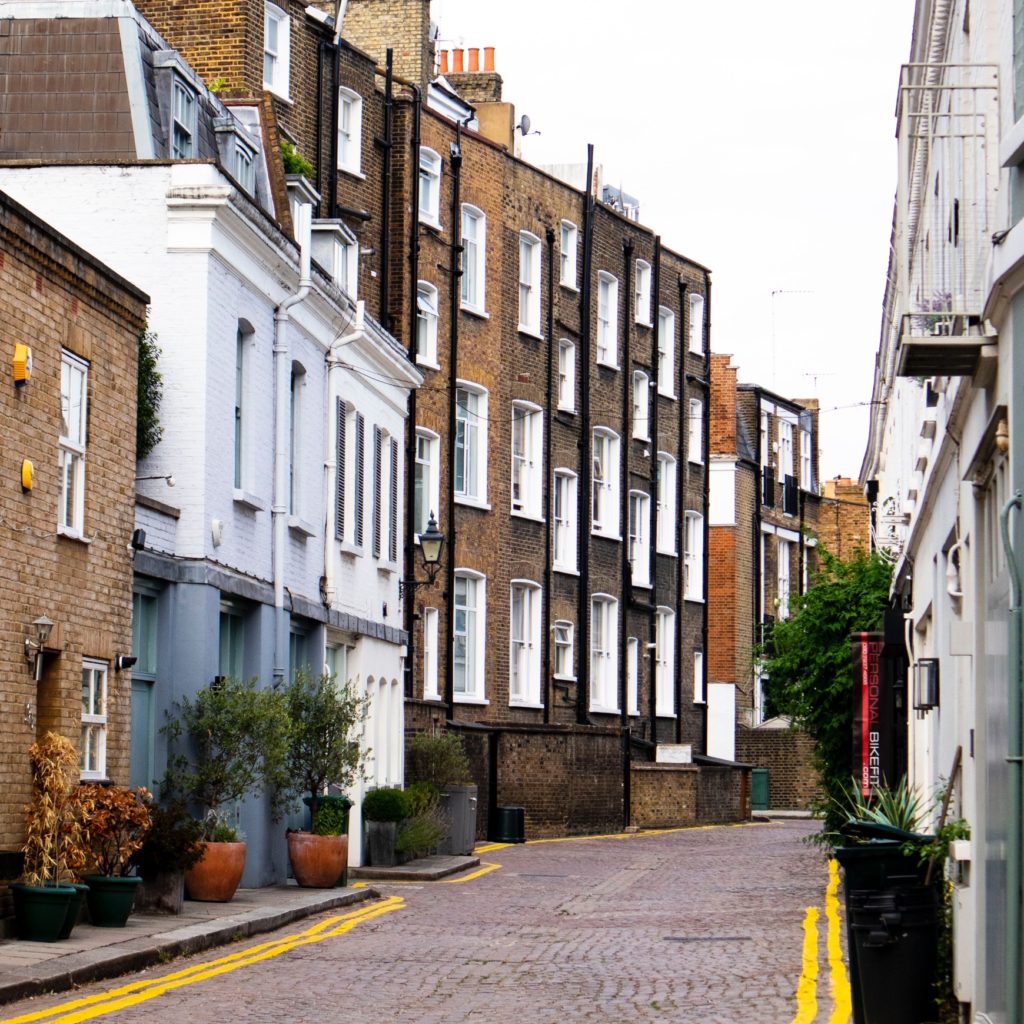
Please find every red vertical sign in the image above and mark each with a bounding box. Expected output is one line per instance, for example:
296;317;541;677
853;633;885;797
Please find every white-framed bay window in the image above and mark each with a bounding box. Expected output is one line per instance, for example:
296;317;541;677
657;306;676;397
684;511;704;601
557;338;576;411
655;607;675;716
511;401;543;518
635;259;652;325
552;469;578;572
455;381;488;505
590;595;619;713
560;219;578;288
419;147;442;227
597;271;619;367
416;281;439;367
592;427;620;537
453;570;486;701
628;491;651;588
461;204;486;313
553;620;575;679
59;349;88;536
414;427;440;538
518;231;542;334
656;452;677;555
81;658;108;780
510;580;542;706
337;87;363;174
263;2;290;97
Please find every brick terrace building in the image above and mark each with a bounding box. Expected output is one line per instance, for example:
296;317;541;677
122;0;748;836
0;189;149;896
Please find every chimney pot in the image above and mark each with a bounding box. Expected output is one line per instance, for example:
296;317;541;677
468;47;479;72
439;49;449;75
452;48;464;73
484;46;495;71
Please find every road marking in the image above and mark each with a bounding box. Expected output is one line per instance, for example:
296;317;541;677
442;860;501;883
825;859;851;1024
0;897;405;1024
791;905;819;1024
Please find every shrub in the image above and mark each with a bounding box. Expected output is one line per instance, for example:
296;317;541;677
407;731;472;789
131;800;206;874
395;804;448;857
362;787;409;823
76;784;152;877
312;801;349;837
280;140;314;178
404;781;440;816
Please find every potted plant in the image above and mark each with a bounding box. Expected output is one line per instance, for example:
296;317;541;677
12;732;88;941
281;670;368;888
130;799;205;914
361;787;409;867
395;782;448;861
407;731;477;855
162;675;290;901
75;783;151;927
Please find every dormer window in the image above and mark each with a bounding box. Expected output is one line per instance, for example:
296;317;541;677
312;221;358;297
233;138;256;194
171;80;196;159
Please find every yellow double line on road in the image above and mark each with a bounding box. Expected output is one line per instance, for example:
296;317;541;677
0;896;405;1024
790;859;852;1024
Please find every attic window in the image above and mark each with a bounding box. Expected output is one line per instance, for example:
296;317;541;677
233;139;256;194
172;80;196;159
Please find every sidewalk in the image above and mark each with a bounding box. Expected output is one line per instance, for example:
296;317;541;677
0;855;479;1006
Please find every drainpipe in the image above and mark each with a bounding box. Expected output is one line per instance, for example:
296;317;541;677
621;237;635;735
543;224;555;725
328;41;340;217
700;271;711;752
576;145;595;727
753;385;765;727
676;276;688;744
443;125;464;721
380;50;393;330
273;201;313;682
650;238;662;740
315;39;325;203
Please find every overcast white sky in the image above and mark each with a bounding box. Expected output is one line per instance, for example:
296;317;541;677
431;0;916;482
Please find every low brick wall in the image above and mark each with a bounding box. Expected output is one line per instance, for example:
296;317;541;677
630;762;750;828
735;726;821;810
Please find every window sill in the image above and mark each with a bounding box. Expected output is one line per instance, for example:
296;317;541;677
461;304;489;320
518;325;544;341
688;458;705;467
234;489;266;512
635;318;653;329
589;704;621;715
288;516;316;538
560;280;579;293
511;509;545;523
377;561;399;575
683;595;706;605
455;495;491;511
633;434;651;444
415;356;440;371
509;699;545;710
553;674;577;683
656;547;678;558
338;540;364;557
57;526;92;544
265;87;294;106
657;389;677;401
631;579;653;590
656;712;677;719
338;166;366;181
79;770;108;782
453;695;489;706
596;359;620;371
688;347;703;357
554;565;580;577
592;530;622;543
556;403;576;415
419;216;444;233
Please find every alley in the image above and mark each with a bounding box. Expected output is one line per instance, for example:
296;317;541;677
0;820;848;1024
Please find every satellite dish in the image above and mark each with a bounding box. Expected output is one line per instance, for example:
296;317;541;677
518;114;531;135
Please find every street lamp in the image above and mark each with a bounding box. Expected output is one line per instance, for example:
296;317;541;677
400;513;445;598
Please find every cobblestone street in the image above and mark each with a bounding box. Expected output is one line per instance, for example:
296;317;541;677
0;820;848;1024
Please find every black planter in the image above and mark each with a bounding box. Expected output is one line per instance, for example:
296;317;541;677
364;820;397;866
82;874;142;927
57;882;90;939
10;882;75;942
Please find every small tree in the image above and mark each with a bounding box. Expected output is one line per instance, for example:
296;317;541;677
136;326;163;461
758;547;893;836
283;669;368;824
162;676;290;841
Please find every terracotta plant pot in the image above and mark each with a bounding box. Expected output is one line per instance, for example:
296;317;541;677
287;831;348;888
184;841;246;902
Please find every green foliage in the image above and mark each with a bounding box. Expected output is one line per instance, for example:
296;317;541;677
406;731;472;788
403;781;439;816
76;784;152;877
162;676;291;841
395;803;447;857
757;547;893;835
280;139;314;178
840;774;926;833
131;800;206;873
208;77;228;94
362;787;409;823
136;326;164;462
282;669;368;823
311;801;349;837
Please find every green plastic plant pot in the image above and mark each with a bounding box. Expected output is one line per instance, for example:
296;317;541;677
82;875;143;927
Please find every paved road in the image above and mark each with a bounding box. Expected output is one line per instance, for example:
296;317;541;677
0;820;849;1024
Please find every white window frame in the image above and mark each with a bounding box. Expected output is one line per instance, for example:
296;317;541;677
597;271;619;367
337;87;362;174
684;511;704;601
693;648;706;704
59;350;88;537
800;427;813;491
657;306;676;397
635;259;652;326
81;658;108;780
518;231;542;335
778;537;792;620
557;338;576;412
454;381;488;507
633;370;650;440
688;397;704;464
559;220;578;288
510;580;542;706
422;607;440;700
416;281;439;367
590;595;620;713
552;469;578;573
760;411;770;469
232;136;256;194
414;427;440;539
688;292;705;354
656;452;677;555
461;204;487;314
171;78;196;159
628;490;651;588
419;147;442;227
263;2;290;98
779;419;795;479
453;570;486;702
655;607;675;717
553;620;575;680
511;401;543;519
592;427;620;538
289;362;305;519
626;637;640;716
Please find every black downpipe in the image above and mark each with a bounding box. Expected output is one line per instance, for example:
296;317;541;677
699;271;712;753
443;126;464;721
380;51;394;330
621;238;634;733
650;238;663;741
315;40;325;205
402;77;422;700
576;145;595;727
543;225;555;725
798;490;806;596
675;278;688;745
753;383;764;715
328;41;340;217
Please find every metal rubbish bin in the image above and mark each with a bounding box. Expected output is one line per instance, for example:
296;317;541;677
489;805;525;843
751;768;769;811
849;885;939;1024
438;785;478;856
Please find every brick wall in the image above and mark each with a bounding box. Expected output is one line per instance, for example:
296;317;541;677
735;726;821;809
630;764;698;827
818;478;870;559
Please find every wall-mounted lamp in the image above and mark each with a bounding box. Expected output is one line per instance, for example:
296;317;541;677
399;513;445;599
913;658;940;711
135;473;175;487
24;615;54;681
114;654;138;672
